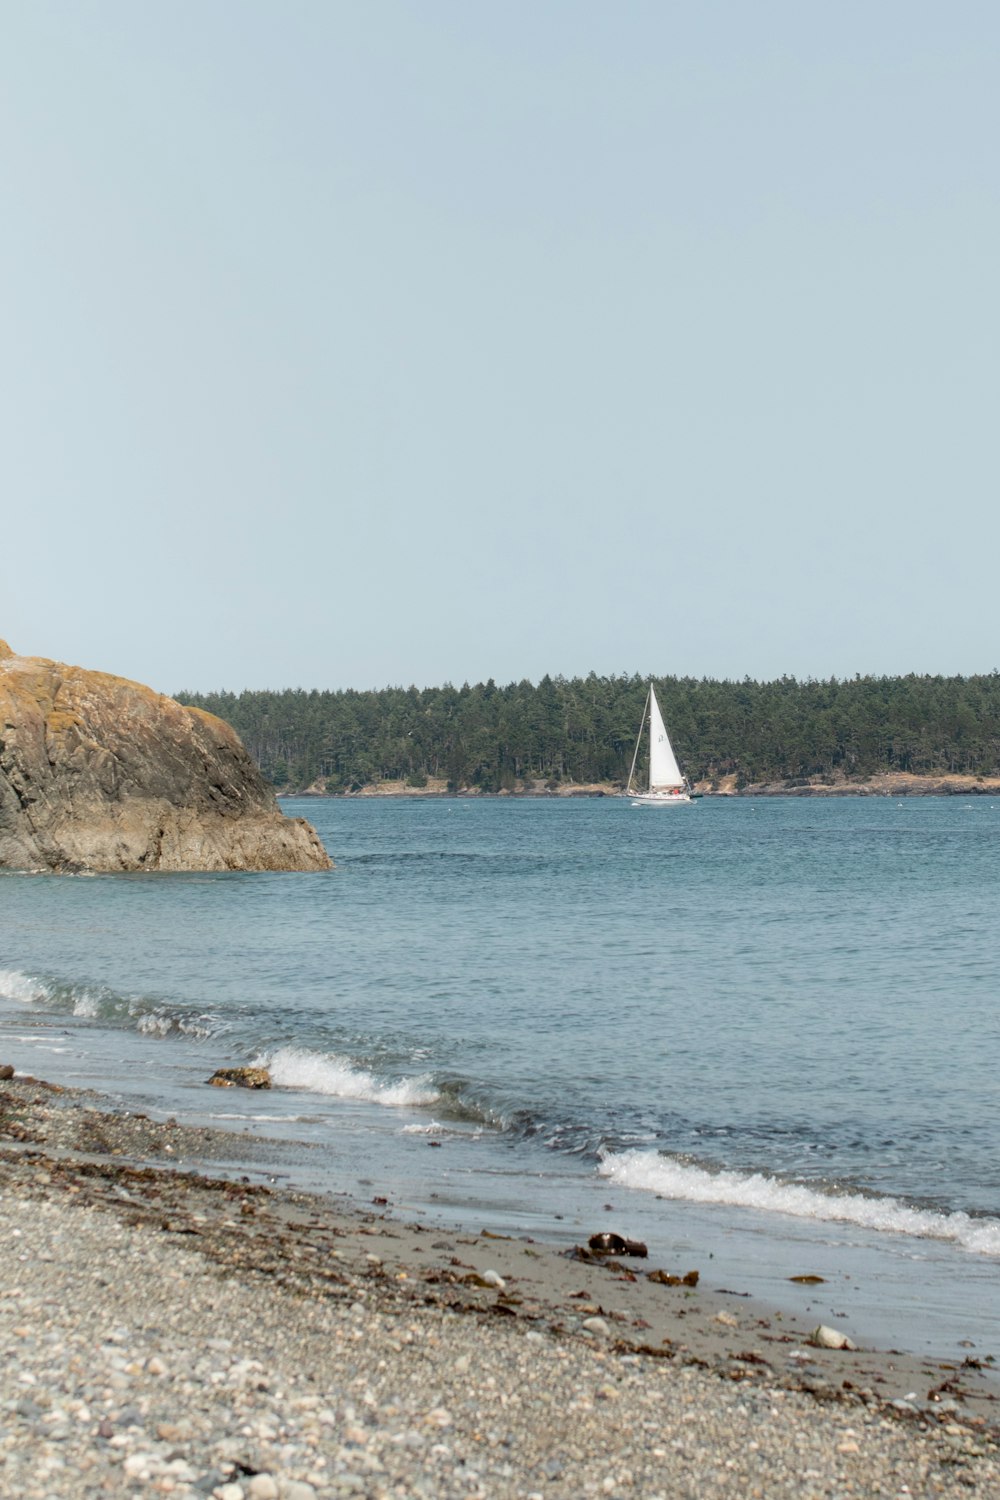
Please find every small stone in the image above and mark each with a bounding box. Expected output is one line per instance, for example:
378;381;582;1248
167;1461;199;1482
588;1232;648;1257
715;1311;739;1328
581;1317;611;1337
193;1470;227;1494
207;1068;271;1090
215;1484;245;1500
810;1324;857;1351
482;1270;505;1290
156;1422;187;1442
246;1477;280;1500
280;1483;317;1500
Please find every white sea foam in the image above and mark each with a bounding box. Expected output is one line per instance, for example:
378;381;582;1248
206;1113;284;1123
134;1009;213;1040
0;967;103;1019
136;1012;181;1037
135;1013;171;1037
1;966;212;1040
0;968;50;1005
599;1149;1000;1257
259;1046;440;1108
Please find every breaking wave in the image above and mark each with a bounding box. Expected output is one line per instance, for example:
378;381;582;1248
599;1148;1000;1257
257;1045;440;1108
0;968;64;1007
0;967;216;1039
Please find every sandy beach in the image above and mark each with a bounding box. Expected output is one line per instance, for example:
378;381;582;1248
1;1076;998;1498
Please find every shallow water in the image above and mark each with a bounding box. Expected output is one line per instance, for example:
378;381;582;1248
2;795;999;1359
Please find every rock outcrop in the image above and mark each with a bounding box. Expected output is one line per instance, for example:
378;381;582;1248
207;1068;272;1089
0;641;331;873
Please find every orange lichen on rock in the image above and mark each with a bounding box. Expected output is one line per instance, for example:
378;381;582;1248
0;641;331;874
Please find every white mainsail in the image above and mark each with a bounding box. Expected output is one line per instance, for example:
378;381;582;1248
648;687;684;790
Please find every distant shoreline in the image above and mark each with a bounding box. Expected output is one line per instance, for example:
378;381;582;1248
279;771;1000;800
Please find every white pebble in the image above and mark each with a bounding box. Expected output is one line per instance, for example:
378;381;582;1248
581;1317;610;1337
810;1324;857;1351
246;1476;280;1500
280;1483;317;1500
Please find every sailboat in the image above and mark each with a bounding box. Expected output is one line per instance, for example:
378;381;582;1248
625;684;692;806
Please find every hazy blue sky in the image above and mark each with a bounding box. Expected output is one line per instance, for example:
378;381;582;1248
2;3;997;693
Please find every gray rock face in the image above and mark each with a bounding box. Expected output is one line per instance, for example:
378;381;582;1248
0;641;331;873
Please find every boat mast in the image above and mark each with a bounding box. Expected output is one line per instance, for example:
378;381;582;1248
625;685;650;795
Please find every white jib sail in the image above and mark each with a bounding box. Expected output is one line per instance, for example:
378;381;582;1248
648;687;684;790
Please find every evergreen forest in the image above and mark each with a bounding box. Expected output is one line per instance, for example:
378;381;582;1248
175;672;1000;793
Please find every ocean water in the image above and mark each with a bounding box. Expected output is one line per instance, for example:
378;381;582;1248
2;795;999;1359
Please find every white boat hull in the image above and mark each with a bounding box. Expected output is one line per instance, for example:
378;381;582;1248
629;791;692;807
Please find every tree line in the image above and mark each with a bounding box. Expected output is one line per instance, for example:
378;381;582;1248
174;672;1000;792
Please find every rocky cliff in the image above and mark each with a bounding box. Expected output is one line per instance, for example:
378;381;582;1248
0;642;331;873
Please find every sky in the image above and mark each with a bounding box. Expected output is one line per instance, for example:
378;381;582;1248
2;2;997;694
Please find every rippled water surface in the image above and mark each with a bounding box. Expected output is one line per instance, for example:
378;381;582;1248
3;795;1000;1349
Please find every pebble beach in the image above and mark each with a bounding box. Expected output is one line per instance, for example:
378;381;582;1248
2;1077;999;1499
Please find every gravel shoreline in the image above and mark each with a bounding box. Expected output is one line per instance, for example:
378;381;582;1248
2;1076;999;1498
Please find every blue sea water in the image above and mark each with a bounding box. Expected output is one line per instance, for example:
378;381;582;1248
2;795;999;1358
